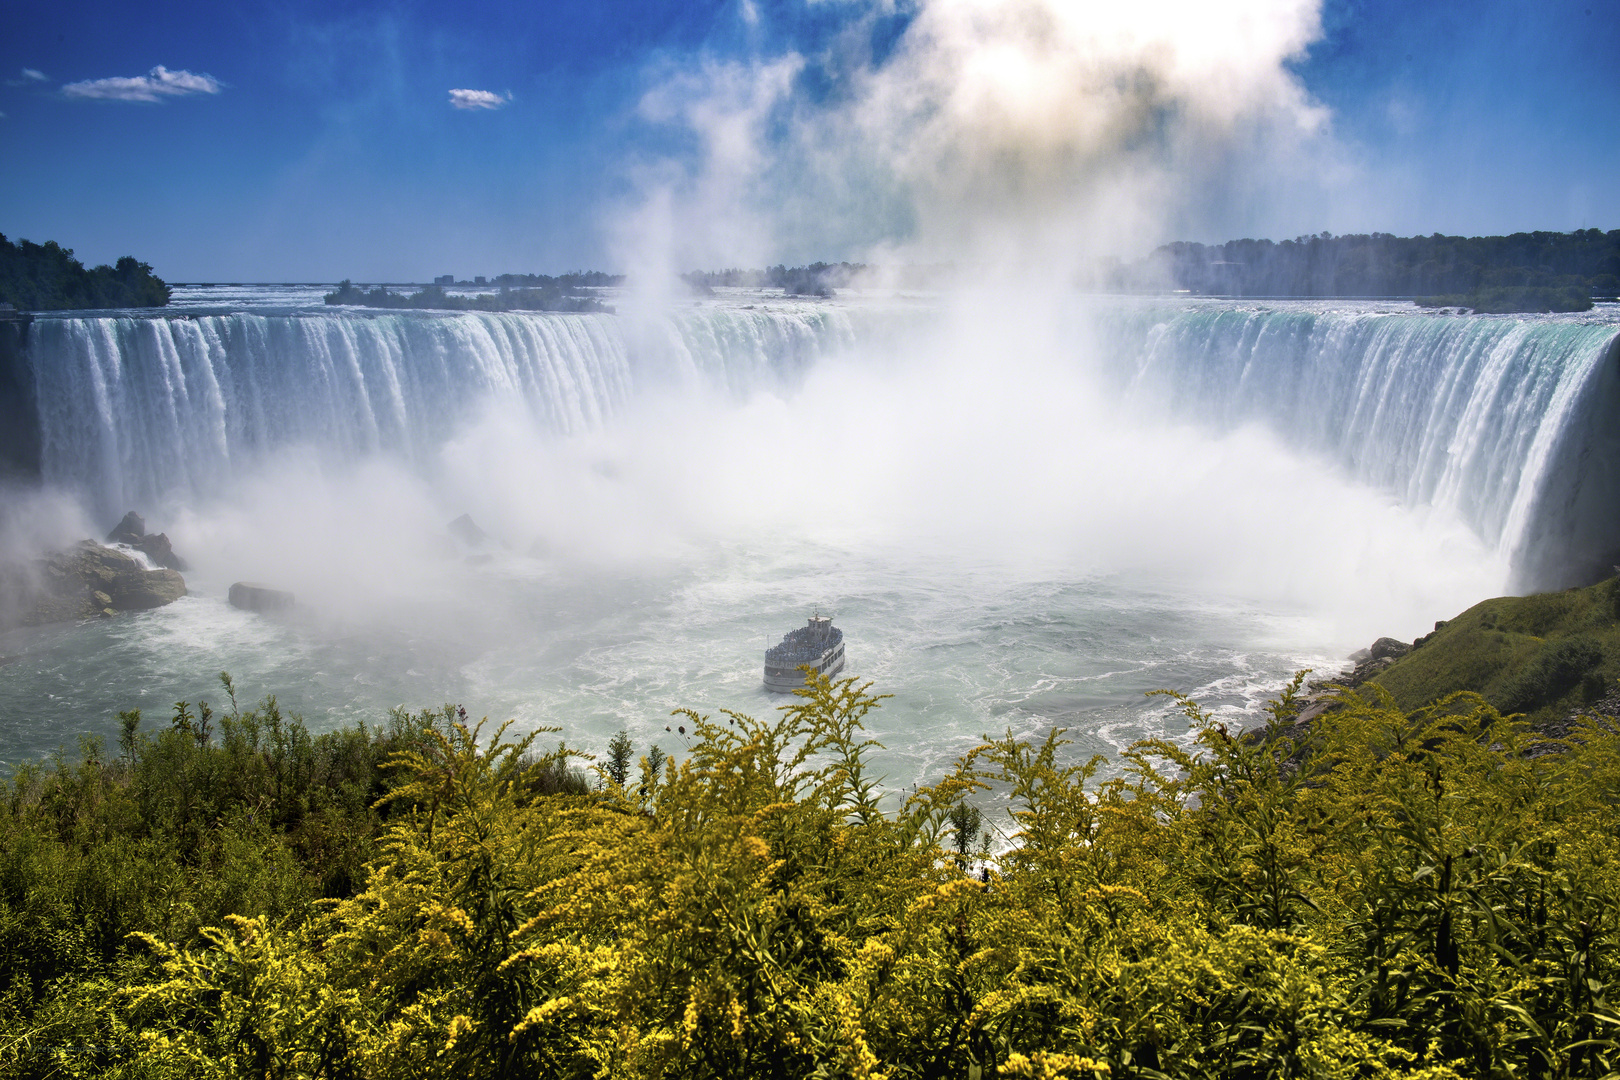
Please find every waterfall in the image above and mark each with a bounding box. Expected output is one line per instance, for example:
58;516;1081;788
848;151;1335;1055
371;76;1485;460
1094;304;1620;590
20;299;1620;591
27;305;856;518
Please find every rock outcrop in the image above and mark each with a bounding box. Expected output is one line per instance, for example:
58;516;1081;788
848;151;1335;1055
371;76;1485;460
447;513;489;549
106;511;190;571
0;541;186;628
228;582;295;613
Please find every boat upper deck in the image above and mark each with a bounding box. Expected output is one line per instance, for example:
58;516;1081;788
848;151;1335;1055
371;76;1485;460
766;615;843;664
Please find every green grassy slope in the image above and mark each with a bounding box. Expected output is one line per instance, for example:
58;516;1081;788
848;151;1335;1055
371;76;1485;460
1371;575;1620;724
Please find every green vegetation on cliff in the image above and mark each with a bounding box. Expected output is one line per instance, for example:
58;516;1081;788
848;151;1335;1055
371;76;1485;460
1370;575;1620;727
4;667;1620;1078
0;233;170;311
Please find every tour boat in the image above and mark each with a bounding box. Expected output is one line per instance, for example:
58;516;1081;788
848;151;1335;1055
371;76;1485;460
764;614;845;692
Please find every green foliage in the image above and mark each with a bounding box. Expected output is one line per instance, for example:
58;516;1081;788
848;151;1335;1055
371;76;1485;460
1151;228;1620;299
0;678;451;1073
1374;576;1620;723
1414;285;1594;313
681;262;867;296
6;669;1620;1077
0;233;170;311
323;279;612;313
605;730;635;788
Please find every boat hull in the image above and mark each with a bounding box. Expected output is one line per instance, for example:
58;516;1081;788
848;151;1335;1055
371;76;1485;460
763;643;845;692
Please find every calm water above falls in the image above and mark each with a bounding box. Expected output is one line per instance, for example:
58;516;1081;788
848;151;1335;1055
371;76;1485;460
3;290;1617;790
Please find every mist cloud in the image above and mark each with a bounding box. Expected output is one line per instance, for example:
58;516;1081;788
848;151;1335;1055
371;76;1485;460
617;0;1337;273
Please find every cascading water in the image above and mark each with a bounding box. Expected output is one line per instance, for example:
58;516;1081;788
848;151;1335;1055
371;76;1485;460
4;291;1618;771
19;298;1620;588
1092;303;1620;590
27;303;861;519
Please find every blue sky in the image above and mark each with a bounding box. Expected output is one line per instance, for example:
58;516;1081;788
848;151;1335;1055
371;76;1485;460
1;0;1615;281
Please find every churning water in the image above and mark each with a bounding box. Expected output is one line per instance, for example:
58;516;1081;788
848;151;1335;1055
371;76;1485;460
3;286;1617;787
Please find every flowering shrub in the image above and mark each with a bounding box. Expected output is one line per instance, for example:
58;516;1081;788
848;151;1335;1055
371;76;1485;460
3;672;1618;1078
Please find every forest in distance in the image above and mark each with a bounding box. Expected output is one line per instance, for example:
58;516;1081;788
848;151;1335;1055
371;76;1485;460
681;231;1619;310
1134;229;1618;308
322;279;614;314
4;228;1617;313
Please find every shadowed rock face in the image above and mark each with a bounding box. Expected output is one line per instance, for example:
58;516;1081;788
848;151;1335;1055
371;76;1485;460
228;582;295;613
0;541;186;629
106;511;190;572
0;313;40;484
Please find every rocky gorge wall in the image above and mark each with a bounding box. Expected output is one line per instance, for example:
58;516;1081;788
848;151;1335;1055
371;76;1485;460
0;312;40;484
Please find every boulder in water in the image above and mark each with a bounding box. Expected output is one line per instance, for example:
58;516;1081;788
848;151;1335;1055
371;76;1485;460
110;565;187;610
0;540;187;628
229;582;296;613
447;513;489;548
106;510;190;571
106;511;147;544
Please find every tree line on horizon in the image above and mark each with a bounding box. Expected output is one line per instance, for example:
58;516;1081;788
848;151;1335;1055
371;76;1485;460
323;280;613;314
0;234;170;312
1125;228;1619;307
5;227;1619;313
683;261;871;297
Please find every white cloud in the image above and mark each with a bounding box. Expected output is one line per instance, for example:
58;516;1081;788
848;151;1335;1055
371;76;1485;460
62;65;223;103
448;88;510;110
6;68;49;87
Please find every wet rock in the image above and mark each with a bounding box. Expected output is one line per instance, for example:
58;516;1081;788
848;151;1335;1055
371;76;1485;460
229;582;296;613
106;511;148;544
0;540;187;628
448;513;490;548
111;565;187;609
105;510;190;571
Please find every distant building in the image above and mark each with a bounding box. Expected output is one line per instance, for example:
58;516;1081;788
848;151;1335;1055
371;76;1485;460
434;274;453;286
474;275;487;286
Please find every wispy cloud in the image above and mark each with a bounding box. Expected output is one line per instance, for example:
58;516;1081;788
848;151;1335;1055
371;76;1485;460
6;68;49;87
448;88;510;110
62;65;223;103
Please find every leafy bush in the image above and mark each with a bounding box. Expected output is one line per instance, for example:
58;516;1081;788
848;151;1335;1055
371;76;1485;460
4;671;1620;1077
1499;636;1605;713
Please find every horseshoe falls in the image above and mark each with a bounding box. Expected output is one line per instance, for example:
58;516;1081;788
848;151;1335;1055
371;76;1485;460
2;290;1617;772
1095;302;1620;592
